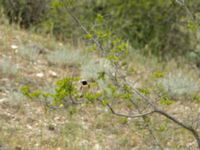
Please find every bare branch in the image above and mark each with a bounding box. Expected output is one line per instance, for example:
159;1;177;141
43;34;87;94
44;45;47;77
106;103;155;118
60;0;106;56
60;1;200;148
155;109;200;148
132;86;200;148
129;99;164;150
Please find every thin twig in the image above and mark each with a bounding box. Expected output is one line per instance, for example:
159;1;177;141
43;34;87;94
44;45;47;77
61;0;106;56
129;98;164;150
61;1;200;148
155;109;200;148
131;83;200;148
106;103;155;118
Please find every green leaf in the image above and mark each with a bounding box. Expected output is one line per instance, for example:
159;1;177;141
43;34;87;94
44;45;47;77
85;33;93;40
101;99;109;106
51;0;63;8
98;71;106;80
20;85;31;98
152;71;165;78
120;93;132;100
96;14;104;23
158;123;167;132
118;117;128;124
193;96;200;103
138;88;150;95
187;21;198;31
84;92;102;102
160;98;174;105
29;90;43;98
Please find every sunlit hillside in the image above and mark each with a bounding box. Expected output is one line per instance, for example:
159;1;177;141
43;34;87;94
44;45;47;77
0;1;200;150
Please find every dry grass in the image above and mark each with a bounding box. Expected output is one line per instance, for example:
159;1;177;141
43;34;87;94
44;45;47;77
0;21;200;150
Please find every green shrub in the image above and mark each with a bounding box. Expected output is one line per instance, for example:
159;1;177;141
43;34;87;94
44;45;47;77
21;77;79;107
2;0;199;58
42;0;199;57
97;0;198;57
186;48;200;68
1;0;49;28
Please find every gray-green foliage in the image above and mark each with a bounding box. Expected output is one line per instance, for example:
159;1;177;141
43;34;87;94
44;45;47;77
47;49;88;67
18;44;40;60
0;58;19;77
157;71;199;99
6;91;26;106
81;58;114;80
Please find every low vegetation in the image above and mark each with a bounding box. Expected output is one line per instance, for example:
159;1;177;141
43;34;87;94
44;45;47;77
0;0;200;150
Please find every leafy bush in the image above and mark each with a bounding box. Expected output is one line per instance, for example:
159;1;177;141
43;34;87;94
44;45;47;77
1;0;199;58
42;0;200;57
21;77;79;107
1;0;49;28
186;48;200;68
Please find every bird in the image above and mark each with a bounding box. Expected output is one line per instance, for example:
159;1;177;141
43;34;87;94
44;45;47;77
80;79;90;97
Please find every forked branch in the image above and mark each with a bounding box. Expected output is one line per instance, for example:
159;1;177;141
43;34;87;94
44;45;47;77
63;2;200;148
106;102;155;118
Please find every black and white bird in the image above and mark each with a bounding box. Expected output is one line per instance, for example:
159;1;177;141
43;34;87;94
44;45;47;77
80;79;90;96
